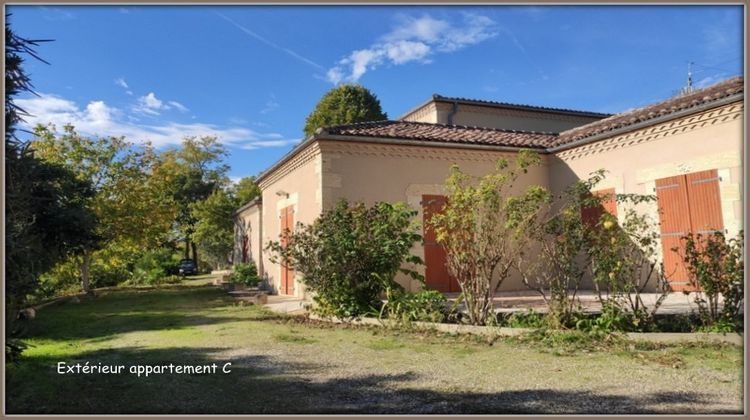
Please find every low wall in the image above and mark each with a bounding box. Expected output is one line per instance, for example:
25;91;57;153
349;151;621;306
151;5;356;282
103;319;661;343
307;314;743;346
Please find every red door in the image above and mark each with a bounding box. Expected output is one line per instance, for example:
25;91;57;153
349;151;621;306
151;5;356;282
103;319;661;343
656;170;723;292
422;195;460;293
280;205;295;295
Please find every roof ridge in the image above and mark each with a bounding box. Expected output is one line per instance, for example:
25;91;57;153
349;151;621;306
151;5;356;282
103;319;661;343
432;94;612;117
324;119;559;136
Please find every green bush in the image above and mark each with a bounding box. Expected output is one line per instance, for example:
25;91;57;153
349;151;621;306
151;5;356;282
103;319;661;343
131;248;181;285
572;304;633;337
379;289;449;323
499;309;546;329
231;262;260;286
681;231;744;331
267;200;423;319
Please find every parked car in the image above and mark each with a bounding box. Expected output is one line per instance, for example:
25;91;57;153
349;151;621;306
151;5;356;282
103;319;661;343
178;259;198;276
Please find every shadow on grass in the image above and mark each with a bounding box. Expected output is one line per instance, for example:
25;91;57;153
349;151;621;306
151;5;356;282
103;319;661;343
6;345;731;415
21;286;267;340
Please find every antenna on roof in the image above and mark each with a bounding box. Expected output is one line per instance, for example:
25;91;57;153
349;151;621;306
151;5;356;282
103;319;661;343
679;61;695;96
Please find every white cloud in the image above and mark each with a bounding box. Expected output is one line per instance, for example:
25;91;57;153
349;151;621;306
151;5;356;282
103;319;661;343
260;94;280;115
384;40;431;65
168;100;189;113
143;94;161;108
15;93;286;148
327;13;497;83
115;78;129;89
134;92;190;115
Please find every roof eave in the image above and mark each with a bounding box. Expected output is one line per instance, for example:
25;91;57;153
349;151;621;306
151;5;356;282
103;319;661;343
549;92;744;153
255;135;318;185
234;197;263;216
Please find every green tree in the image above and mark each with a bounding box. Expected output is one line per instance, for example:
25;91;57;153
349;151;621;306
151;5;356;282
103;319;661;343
429;151;549;326
164;136;229;266
5;19;96;361
32;125;174;293
191;188;239;269
234;176;261;205
303;84;387;137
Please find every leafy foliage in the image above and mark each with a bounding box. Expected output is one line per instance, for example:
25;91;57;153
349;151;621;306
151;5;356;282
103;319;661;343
680;231;744;331
303;84;387;137
234;176;261;205
267;200;423;319
31;125;176;293
519;169;665;330
429;150;548;325
5;18;95;362
154;136;229;264
517;171;604;327
231;262;260;287
130;248;182;285
589;206;670;331
191;189;238;269
378;288;449;324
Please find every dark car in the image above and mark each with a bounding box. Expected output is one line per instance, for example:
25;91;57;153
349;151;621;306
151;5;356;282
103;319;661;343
178;259;198;276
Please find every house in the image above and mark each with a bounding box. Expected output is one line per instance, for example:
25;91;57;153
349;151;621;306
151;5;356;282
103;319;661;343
234;76;743;298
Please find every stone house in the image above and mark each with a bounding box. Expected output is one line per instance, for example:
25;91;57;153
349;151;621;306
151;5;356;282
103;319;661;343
234;76;743;298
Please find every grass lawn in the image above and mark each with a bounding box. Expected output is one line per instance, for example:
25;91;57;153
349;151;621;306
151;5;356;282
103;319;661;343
6;281;743;414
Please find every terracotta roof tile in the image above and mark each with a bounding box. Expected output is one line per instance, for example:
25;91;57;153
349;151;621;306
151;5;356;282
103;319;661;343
552;76;744;148
321;120;558;149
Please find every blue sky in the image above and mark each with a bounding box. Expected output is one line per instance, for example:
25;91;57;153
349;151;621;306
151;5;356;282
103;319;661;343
8;5;743;181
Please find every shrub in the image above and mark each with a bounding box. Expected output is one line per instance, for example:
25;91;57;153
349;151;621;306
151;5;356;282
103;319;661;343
520;169;663;331
499;309;546;329
130;248;181;285
517;172;602;327
680;231;743;331
379;288;449;323
572;303;632;338
231;261;260;287
589;204;669;331
267;200;423;319
429;150;549;325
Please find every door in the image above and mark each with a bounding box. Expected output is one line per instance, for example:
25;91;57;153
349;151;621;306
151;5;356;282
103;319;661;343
280;205;295;295
422;195;460;293
241;235;249;263
655;169;723;291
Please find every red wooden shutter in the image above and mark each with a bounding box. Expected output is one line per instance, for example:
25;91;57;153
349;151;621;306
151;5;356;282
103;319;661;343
582;188;617;225
655;170;724;292
685;169;724;235
656;175;692;288
422;195;459;293
280;206;295;295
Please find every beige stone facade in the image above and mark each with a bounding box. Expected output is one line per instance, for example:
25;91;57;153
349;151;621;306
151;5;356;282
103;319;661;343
235;79;744;298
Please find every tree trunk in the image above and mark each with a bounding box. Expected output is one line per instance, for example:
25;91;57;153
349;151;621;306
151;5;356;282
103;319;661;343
80;251;93;295
191;242;198;267
184;238;191;260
